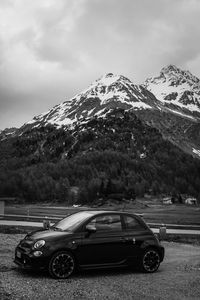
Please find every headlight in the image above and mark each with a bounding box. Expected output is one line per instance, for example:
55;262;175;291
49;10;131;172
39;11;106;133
33;240;45;249
33;251;43;257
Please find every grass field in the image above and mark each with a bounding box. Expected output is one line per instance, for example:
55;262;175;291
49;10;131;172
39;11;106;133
133;205;200;225
98;199;200;225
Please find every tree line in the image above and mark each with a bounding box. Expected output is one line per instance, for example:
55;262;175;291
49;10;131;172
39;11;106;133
0;111;200;204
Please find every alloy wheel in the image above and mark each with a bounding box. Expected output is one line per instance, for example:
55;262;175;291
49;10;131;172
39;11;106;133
142;249;160;273
49;251;75;279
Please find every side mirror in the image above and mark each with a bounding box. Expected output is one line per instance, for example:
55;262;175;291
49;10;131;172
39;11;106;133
86;224;96;234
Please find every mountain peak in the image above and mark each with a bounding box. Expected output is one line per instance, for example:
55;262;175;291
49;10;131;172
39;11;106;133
105;72;114;77
96;73;121;86
144;65;200;118
22;64;200;135
23;72;158;130
161;64;181;74
160;64;200;84
95;73;133;87
146;65;200;87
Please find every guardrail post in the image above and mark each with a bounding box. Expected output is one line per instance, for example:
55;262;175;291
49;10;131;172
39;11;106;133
43;216;50;229
159;224;167;240
0;200;4;217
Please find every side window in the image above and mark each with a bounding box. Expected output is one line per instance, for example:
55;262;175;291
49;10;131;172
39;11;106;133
87;214;122;231
124;215;145;231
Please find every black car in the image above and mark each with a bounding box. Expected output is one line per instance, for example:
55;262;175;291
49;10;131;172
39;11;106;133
14;210;164;279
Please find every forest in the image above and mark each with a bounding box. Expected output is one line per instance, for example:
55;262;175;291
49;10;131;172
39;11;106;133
0;109;200;204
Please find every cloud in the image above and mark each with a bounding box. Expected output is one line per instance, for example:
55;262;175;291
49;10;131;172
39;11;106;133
0;0;200;129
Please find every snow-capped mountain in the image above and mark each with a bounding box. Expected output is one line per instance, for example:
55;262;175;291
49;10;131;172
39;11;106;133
1;65;200;205
2;65;200;159
23;73;161;130
24;65;200;132
144;65;200;120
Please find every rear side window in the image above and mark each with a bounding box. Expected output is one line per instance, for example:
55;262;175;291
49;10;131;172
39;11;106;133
124;215;145;231
87;214;122;231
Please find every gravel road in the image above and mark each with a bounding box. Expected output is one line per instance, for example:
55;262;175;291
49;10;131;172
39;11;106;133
0;234;200;300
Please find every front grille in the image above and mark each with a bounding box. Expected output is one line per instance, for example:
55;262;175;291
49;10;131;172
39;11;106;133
19;239;33;250
15;251;32;266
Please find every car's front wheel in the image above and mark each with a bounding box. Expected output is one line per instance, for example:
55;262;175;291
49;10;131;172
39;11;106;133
48;251;75;279
140;248;160;273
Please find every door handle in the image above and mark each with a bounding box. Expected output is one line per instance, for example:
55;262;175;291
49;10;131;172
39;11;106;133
120;237;126;242
120;237;136;244
124;237;131;242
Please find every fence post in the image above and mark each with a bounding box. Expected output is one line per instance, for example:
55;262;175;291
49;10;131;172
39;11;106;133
43;216;50;229
159;224;167;240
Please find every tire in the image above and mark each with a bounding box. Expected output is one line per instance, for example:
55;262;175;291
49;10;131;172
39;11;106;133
48;251;75;279
140;248;160;273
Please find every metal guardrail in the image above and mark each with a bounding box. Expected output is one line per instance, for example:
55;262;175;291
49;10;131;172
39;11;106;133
147;222;200;229
0;213;64;221
1;217;200;236
1;214;200;231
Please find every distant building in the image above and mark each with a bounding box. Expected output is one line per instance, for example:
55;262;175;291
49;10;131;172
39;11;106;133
162;197;172;205
185;197;197;205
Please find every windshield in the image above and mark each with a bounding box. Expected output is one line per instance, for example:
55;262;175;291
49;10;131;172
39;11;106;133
52;211;93;232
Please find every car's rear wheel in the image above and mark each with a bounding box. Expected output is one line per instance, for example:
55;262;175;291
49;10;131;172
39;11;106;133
48;251;75;279
140;248;160;273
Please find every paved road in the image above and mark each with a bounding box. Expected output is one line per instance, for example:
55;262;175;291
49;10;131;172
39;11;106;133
0;219;200;235
5;206;83;218
4;206;200;229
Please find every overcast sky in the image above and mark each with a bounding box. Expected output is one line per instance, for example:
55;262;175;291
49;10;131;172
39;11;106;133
0;0;200;129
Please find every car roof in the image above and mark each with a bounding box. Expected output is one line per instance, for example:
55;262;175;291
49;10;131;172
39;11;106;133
75;210;139;217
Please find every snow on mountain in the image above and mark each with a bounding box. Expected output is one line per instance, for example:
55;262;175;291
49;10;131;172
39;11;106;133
2;66;200;159
0;127;18;140
24;65;200;133
144;65;200;118
24;73;160;129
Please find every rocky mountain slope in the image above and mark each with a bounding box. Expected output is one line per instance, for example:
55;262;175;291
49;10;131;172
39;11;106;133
144;65;200;120
0;127;18;140
22;73;161;130
1;65;200;203
1;109;200;203
141;65;200;158
21;65;200;130
11;66;199;160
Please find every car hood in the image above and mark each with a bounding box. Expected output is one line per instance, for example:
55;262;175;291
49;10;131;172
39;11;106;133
25;228;72;241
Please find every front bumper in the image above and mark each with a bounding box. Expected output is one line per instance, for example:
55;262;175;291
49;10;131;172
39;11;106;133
14;247;49;270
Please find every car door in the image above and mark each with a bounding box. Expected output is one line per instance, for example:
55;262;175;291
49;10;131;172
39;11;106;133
77;213;126;266
121;214;149;262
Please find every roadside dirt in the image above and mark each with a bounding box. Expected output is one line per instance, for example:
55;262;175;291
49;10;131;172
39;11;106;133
0;234;200;300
